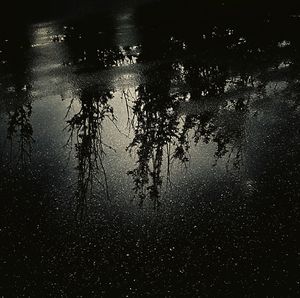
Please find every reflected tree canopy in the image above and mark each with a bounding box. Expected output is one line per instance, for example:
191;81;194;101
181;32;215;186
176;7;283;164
127;82;182;209
6;103;34;167
64;86;115;219
58;10;300;211
0;30;33;170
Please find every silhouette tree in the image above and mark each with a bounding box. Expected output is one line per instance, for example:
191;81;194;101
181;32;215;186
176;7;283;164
64;86;115;219
6;103;34;168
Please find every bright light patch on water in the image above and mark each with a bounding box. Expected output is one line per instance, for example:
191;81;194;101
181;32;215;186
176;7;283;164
278;61;292;69
278;40;291;48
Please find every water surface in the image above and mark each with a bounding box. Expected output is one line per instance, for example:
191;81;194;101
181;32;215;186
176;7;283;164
1;7;300;297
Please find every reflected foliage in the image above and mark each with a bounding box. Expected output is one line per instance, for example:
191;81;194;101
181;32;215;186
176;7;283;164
62;22;140;70
65;86;115;219
127;83;183;209
0;31;33;169
6;103;34;167
126;81;254;207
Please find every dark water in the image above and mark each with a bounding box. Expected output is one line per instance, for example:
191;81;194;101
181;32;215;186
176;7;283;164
1;4;300;297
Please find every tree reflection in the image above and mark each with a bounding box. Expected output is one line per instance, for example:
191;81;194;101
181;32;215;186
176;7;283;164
181;96;251;172
0;32;33;169
59;9;299;212
65;86;115;219
127;80;257;207
62;23;141;70
127;83;185;209
6;103;33;168
184;63;228;99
